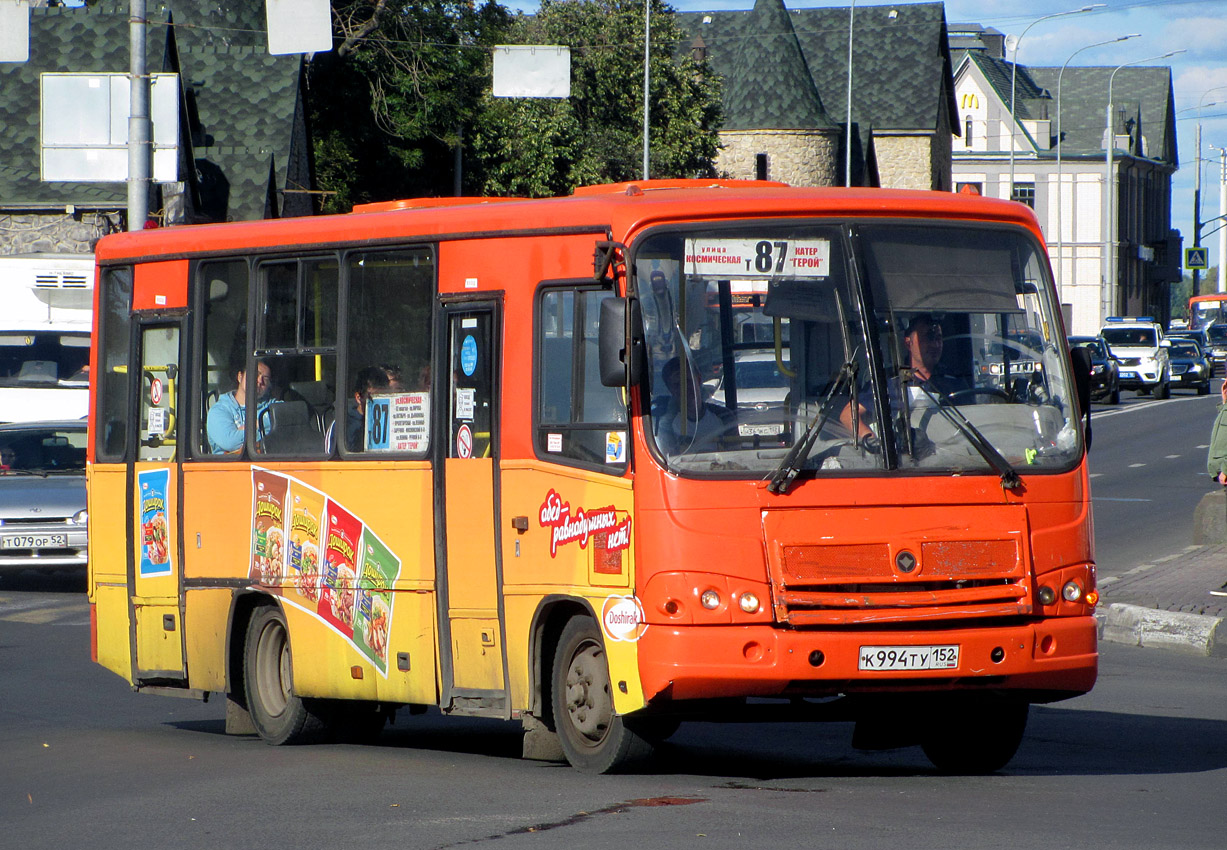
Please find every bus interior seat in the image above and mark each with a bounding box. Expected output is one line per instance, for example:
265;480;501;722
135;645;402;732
289;380;333;430
18;360;57;382
260;400;322;454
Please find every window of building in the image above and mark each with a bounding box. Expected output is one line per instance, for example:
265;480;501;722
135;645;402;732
535;285;627;471
955;182;983;196
1011;183;1036;208
964;116;973;147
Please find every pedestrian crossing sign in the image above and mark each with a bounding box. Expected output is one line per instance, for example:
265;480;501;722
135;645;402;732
1186;247;1209;270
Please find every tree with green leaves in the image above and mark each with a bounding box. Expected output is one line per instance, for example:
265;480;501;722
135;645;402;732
466;0;722;197
310;0;513;212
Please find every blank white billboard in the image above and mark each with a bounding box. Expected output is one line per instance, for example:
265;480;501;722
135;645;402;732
493;46;571;98
266;0;332;56
41;73;179;183
0;0;30;63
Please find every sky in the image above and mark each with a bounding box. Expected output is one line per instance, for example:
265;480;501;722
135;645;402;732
504;0;1227;277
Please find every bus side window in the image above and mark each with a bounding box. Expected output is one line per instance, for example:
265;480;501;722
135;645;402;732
341;249;433;458
198;260;250;459
535;286;628;471
96;266;133;462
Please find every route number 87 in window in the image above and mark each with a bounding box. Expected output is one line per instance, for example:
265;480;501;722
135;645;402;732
683;237;832;278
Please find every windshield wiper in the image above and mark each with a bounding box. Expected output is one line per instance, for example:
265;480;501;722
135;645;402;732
912;377;1023;491
766;358;857;495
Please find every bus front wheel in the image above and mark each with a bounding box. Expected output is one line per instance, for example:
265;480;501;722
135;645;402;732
919;693;1029;774
244;605;332;745
551;617;652;773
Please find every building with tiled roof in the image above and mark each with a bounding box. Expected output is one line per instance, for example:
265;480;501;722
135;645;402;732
951;27;1180;334
678;0;958;190
0;1;312;256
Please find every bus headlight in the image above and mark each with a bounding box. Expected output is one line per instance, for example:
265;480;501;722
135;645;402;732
1037;585;1057;605
737;592;760;614
1062;580;1083;602
700;589;721;610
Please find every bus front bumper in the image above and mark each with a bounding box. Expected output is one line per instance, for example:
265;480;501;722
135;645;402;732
636;616;1097;703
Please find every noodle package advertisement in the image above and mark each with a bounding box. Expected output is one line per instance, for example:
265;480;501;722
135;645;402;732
138;468;173;577
248;468;402;676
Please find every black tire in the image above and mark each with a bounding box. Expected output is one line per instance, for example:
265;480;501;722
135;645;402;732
244;605;333;745
1199;382;1211;396
551;617;654;773
919;694;1029;774
1155;380;1170;400
1108;383;1121;405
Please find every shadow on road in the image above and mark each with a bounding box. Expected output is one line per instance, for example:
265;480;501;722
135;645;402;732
0;567;86;594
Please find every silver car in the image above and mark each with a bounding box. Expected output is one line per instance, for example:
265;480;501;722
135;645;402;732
0;420;88;569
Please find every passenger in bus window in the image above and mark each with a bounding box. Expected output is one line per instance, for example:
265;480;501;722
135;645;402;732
0;444;15;471
206;360;272;454
840;314;967;446
344;364;403;451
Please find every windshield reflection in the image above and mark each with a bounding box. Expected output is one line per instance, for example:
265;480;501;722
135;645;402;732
635;223;1080;481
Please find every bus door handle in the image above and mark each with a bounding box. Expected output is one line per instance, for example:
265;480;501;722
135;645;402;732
510;516;529;533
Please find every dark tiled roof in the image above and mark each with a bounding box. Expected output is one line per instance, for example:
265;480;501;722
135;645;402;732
0;2;303;220
1027;65;1176;166
679;2;957;135
721;0;832;130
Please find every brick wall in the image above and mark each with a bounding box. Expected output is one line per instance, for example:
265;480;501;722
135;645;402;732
716;129;839;187
0;211;121;255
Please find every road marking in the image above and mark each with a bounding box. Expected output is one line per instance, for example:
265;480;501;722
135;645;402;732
1091;395;1211;418
0;594;89;626
1095;497;1153;502
1089;472;1102;478
1128;463;1146;468
1166;454;1182;459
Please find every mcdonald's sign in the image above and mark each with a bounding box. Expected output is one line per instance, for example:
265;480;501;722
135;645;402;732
961;93;980;109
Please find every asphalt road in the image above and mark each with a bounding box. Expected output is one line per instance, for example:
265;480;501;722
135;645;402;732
1087;381;1222;577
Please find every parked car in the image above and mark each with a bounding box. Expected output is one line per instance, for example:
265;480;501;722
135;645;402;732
0;420;87;570
1068;335;1121;404
1167;338;1213;395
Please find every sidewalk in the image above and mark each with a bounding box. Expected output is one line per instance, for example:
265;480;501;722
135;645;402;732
1095;543;1227;656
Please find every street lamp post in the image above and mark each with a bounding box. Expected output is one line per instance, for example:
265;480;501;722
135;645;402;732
1055;34;1137;295
1103;50;1185;324
1193;86;1227;296
845;1;855;187
642;0;650;180
1008;5;1103;195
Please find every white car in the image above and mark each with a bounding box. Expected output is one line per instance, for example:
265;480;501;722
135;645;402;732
1100;317;1171;399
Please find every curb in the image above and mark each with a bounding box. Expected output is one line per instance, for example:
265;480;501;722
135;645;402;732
1096;602;1226;657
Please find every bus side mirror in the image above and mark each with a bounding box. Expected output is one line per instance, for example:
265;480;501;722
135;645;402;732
1069;345;1093;451
598;297;645;387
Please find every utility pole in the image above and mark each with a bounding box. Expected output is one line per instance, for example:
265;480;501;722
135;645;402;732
1220;148;1226;293
127;0;151;231
1194;123;1202;297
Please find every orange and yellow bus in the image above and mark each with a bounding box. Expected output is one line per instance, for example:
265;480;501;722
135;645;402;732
87;180;1098;774
1188;293;1227;330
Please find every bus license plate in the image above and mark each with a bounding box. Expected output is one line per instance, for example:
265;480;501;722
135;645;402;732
858;645;959;671
1;533;68;550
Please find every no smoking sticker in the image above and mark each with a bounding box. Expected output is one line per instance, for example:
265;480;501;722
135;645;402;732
456;423;473;458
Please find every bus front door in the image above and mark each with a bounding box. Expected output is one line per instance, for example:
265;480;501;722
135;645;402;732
437;302;508;713
127;318;188;685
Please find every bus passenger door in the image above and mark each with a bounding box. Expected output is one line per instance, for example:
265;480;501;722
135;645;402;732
437;301;508;712
128;319;188;685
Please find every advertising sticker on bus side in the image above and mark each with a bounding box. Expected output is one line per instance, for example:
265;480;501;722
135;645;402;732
684;238;830;278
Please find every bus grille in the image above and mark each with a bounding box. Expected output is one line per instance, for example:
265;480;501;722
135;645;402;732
770;539;1030;626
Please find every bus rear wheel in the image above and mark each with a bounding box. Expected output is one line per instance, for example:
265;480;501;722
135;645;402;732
551;617;653;773
244;605;332;745
919;693;1029;774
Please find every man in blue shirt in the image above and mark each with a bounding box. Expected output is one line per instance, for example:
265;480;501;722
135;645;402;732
207;361;272;454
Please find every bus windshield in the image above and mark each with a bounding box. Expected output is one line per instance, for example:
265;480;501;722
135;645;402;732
635;222;1079;480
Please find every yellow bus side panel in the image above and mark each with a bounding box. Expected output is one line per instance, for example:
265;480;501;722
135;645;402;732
444;458;498;612
287;590;439;705
498;462;643;715
93;582;132;683
449;617;504;691
87;465;128;588
183;588;234;693
133;601;184;675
